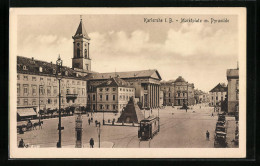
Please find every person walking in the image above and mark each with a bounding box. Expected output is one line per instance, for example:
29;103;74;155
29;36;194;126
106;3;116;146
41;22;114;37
88;118;91;125
18;138;25;148
206;130;210;140
211;113;214;117
90;138;94;148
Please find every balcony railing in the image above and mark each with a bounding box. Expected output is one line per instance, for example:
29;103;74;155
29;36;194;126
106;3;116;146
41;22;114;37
66;94;78;99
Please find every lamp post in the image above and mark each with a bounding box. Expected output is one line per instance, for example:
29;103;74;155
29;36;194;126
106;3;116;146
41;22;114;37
97;122;101;148
103;105;105;125
56;55;63;148
38;83;44;129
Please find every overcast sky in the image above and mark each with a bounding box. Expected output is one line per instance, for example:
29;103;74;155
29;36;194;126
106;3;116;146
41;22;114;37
17;15;238;92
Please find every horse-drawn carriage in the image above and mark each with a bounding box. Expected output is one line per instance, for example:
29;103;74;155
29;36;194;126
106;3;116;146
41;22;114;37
17;120;43;134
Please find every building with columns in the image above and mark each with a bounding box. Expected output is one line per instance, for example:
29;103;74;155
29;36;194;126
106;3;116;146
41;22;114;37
85;69;162;110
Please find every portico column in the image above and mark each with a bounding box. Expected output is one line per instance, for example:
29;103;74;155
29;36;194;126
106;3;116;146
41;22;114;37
148;84;151;108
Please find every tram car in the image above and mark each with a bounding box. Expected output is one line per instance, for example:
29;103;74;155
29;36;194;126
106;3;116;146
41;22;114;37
138;116;160;140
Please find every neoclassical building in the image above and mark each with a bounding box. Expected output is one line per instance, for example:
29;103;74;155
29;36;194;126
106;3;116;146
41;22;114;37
86;69;162;110
174;76;195;106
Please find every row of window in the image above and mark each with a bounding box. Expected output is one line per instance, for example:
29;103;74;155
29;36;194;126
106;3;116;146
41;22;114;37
17;98;86;105
97;104;126;110
17;74;86;86
98;87;134;92
17;84;86;96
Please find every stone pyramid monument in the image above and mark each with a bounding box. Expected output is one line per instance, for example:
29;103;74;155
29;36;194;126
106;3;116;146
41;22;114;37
117;97;144;123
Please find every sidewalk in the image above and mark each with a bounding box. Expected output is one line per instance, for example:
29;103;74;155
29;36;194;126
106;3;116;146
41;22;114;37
62;141;114;148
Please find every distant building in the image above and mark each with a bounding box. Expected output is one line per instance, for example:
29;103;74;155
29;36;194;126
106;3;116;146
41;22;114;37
227;68;239;113
160;80;175;106
174;76;195;106
87;77;135;112
209;83;227;107
159;90;164;107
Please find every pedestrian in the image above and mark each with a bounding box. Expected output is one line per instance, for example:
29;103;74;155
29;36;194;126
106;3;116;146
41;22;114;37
212;113;214;117
18;138;25;148
186;108;187;113
206;130;210;140
95;120;98;127
89;138;94;148
151;109;153;114
88;118;91;125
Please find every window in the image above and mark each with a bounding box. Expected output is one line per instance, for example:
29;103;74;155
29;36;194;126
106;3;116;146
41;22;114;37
106;95;109;101
77;48;80;58
24;75;28;81
32;85;37;95
88;95;90;101
106;105;109;109
53;86;57;94
216;96;218;101
100;95;102;101
123;88;125;92
40;86;44;95
77;81;80;85
17;99;20;105
144;85;148;90
126;96;129;100
23;99;28;105
113;88;116;91
32;99;36;105
123;95;125;100
66;89;70;94
113;105;116;110
82;88;85;96
169;99;171;103
120;88;122;91
99;88;103;92
93;94;96;101
113;95;116;101
17;74;20;80
48;99;52;104
236;92;239;100
47;78;51;82
169;93;171;97
47;86;51;96
82;81;85;86
126;89;128;92
40;77;44;81
236;80;239;90
73;88;76;94
85;49;87;58
32;77;36;81
106;88;109;91
23;85;29;94
72;81;75;85
54;99;57;104
99;104;103;109
86;64;89;71
17;84;20;95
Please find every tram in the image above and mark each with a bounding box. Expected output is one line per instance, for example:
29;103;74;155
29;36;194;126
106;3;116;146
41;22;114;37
138;116;160;140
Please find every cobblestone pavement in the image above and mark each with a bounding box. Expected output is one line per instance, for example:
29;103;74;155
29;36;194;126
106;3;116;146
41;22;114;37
17;104;237;148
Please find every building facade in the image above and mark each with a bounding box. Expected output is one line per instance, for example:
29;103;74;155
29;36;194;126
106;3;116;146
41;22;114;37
87;77;135;112
209;83;227;107
174;76;195;106
227;68;239;113
17;56;87;111
86;70;162;110
160;80;175;106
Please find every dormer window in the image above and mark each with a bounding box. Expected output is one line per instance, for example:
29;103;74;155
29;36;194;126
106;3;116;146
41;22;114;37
23;65;27;70
39;66;42;72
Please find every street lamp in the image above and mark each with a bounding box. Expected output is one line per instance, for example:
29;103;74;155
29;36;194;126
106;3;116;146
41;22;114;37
56;55;63;148
96;122;101;148
102;105;105;125
38;82;44;129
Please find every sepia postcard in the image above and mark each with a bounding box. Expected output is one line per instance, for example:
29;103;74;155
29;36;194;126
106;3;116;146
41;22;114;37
9;7;246;158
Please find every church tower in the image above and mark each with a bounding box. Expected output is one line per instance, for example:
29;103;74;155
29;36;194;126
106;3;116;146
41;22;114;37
72;17;91;72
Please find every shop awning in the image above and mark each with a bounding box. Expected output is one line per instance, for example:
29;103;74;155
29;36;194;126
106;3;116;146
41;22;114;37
17;107;37;117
